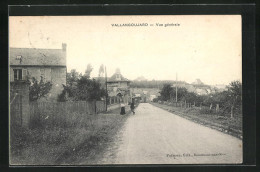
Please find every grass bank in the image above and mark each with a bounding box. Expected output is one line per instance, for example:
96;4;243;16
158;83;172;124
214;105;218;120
10;106;131;165
150;102;242;139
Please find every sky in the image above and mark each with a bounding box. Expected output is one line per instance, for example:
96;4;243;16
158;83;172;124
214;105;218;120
9;15;242;85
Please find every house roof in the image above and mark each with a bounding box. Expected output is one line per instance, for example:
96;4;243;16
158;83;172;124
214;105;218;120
107;72;130;83
9;47;66;66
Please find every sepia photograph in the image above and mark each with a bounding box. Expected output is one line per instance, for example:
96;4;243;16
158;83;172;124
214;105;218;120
9;15;242;165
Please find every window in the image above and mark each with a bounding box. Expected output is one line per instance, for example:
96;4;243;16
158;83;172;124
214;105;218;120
12;69;27;81
14;69;22;81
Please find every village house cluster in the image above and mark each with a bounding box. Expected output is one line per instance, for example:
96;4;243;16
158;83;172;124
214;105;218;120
9;44;134;112
10;43;67;102
9;44;226;117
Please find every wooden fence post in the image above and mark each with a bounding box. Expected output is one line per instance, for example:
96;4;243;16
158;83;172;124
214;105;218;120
216;104;220;113
95;100;97;114
231;106;234;118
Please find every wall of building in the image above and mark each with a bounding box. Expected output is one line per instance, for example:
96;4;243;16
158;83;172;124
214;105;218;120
10;66;66;102
119;82;128;88
50;67;66;101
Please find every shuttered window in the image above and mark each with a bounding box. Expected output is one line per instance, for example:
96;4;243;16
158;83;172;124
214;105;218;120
14;69;22;80
22;69;27;80
12;68;27;81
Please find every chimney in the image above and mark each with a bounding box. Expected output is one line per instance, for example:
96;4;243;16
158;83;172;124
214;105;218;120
62;43;67;51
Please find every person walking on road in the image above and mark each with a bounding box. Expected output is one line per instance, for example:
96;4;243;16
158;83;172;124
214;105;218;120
130;101;135;114
120;102;126;115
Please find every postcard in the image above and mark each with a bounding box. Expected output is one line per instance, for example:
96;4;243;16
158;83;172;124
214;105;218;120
9;15;242;165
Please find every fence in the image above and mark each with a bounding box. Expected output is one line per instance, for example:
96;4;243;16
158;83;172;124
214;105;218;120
157;100;242;118
10;99;107;128
96;100;106;113
30;100;106;116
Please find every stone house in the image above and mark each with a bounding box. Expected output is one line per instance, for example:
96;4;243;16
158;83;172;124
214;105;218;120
9;43;67;102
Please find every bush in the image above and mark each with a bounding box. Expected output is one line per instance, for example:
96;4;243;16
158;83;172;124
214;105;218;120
199;107;213;114
152;98;159;102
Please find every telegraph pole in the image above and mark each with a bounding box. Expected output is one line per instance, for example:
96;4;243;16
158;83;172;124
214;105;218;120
105;66;108;111
176;73;178;103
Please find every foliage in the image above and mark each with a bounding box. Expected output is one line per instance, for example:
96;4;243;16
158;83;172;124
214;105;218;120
85;63;93;78
159;84;173;101
227;80;242;107
58;69;106;102
182;92;199;103
75;76;106;101
159;84;190;102
66;69;81;87
171;87;188;102
98;64;104;77
200;80;242;113
152;98;159;102
158;80;242;115
29;77;52;102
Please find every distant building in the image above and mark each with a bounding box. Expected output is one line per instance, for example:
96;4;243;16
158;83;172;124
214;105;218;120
134;76;148;81
192;78;204;85
150;94;157;101
212;84;228;92
130;88;160;102
171;79;213;95
107;68;131;104
9;43;67;101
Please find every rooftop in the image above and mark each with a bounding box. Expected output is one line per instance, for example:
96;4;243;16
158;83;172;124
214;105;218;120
9;44;66;66
107;68;130;83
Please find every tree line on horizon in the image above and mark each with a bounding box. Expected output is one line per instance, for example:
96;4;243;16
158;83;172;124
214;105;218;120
130;80;190;89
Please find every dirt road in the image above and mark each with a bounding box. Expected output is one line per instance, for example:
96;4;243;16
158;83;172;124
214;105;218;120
100;103;242;164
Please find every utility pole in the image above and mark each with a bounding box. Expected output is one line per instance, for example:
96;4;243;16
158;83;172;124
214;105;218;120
176;72;178;103
105;66;108;111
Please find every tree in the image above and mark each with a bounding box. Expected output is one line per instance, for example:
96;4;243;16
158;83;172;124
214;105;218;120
58;69;81;101
85;63;93;78
58;69;106;102
29;77;52;102
170;87;188;102
75;76;106;101
182;92;198;103
66;69;80;87
227;80;242;105
227;80;242;115
159;84;173;101
98;64;104;77
200;80;242;115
